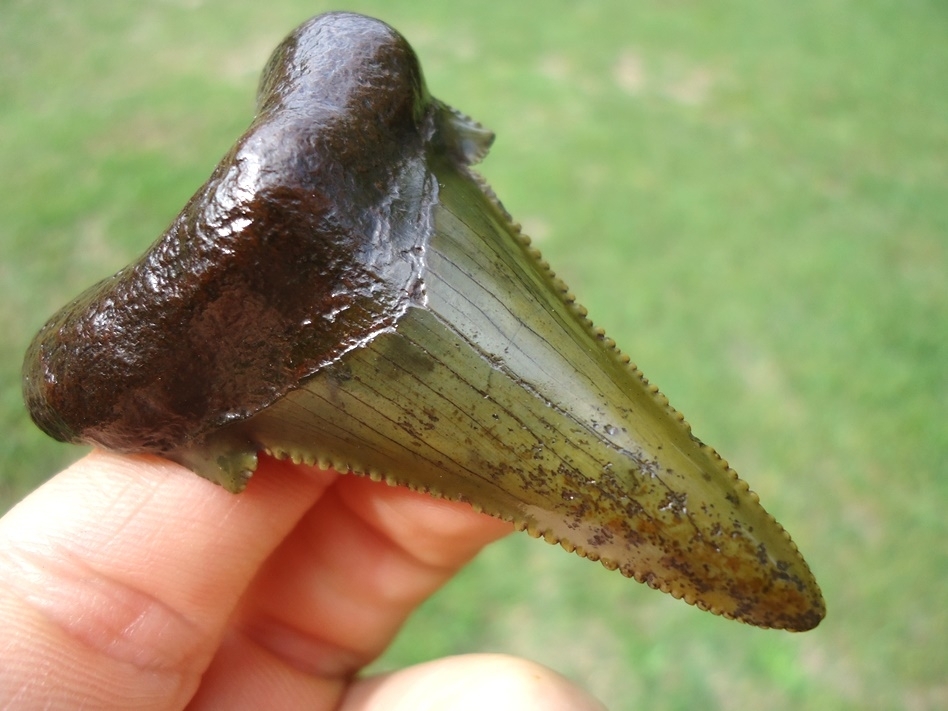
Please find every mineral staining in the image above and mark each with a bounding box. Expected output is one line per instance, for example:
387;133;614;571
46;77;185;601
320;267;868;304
22;12;825;630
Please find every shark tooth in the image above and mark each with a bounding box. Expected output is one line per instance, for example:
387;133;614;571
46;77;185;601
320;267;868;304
22;12;824;631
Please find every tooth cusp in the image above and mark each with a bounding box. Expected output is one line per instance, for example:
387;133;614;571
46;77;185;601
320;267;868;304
599;557;619;572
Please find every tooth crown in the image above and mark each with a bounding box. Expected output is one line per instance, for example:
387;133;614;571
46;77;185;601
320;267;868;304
22;11;824;631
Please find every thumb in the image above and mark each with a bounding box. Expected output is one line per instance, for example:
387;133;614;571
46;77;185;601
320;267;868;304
340;653;608;711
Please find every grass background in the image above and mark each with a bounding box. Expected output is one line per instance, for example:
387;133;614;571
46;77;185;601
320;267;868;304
2;1;945;708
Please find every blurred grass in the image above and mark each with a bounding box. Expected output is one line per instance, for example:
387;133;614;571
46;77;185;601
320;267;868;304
1;1;946;709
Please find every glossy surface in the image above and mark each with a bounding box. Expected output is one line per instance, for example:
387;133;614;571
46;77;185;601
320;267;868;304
23;12;824;630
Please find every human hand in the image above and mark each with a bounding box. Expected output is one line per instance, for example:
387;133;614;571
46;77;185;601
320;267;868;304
0;451;606;710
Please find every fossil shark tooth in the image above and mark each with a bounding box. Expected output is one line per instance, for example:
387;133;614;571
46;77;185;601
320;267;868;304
22;12;825;631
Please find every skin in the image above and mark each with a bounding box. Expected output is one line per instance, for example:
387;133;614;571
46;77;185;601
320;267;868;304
0;451;606;710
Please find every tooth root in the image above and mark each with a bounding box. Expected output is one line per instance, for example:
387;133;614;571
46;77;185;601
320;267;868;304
215;162;823;631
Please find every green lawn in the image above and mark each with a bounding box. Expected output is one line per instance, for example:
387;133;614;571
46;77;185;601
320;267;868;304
2;1;946;709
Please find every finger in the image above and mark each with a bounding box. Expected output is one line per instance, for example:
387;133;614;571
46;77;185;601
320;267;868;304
339;653;608;711
0;450;332;710
189;475;513;705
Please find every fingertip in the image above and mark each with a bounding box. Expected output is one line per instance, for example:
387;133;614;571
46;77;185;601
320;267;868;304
333;475;514;569
340;654;608;711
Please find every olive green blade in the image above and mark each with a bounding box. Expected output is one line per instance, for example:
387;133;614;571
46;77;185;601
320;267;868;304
220;159;824;631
